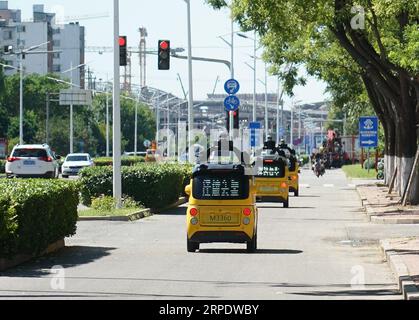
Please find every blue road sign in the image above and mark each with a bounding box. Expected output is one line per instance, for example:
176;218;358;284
359;116;378;148
224;95;240;112
250;122;261;147
224;79;240;95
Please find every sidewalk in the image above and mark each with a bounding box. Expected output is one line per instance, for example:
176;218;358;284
381;238;419;300
357;184;419;224
356;183;419;299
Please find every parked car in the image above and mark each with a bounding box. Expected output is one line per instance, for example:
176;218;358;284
61;153;94;178
5;144;61;179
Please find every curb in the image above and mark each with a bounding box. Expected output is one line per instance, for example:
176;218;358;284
380;240;419;300
356;186;419;225
0;239;65;272
78;208;152;222
151;197;188;214
372;215;419;224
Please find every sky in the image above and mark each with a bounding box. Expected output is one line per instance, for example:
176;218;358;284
9;0;329;108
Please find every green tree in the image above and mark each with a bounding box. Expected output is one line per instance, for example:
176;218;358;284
207;0;419;202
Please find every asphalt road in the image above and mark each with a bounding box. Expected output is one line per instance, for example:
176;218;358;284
2;168;419;300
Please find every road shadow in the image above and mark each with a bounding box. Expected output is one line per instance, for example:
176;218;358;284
198;248;303;255
257;206;316;210
0;246;116;278
296;195;321;198
290;288;400;297
156;206;187;216
389;249;419;256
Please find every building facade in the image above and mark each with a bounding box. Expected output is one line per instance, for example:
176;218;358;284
0;1;85;87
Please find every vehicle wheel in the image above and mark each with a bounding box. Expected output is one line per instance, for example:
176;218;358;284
187;239;199;253
246;233;257;253
294;189;299;197
283;199;289;208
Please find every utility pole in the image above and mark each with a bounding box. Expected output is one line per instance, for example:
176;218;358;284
19;56;23;144
264;63;268;139
70;62;74;154
113;0;122;208
253;32;257;123
298;104;302;154
134;97;138;156
185;0;194;163
290;104;294;147
46;93;50;144
106;87;110;157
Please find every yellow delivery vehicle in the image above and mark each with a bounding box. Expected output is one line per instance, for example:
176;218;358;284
255;153;290;207
185;163;258;253
288;150;300;197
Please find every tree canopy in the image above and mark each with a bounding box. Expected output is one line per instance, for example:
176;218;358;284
207;0;419;201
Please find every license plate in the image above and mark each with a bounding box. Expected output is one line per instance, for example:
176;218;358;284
23;160;35;166
260;186;277;192
202;213;239;225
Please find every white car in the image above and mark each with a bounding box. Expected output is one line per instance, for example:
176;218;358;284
6;144;61;179
61;153;94;178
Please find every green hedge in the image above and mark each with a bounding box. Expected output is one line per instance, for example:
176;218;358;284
0;179;79;258
0;160;5;174
93;156;145;167
79;163;192;209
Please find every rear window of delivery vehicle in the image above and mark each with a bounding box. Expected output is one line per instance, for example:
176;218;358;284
193;174;249;200
257;161;286;178
13;149;48;158
66;155;88;162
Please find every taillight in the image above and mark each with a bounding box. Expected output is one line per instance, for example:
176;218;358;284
243;208;252;216
190;208;198;217
7;157;20;163
39;156;53;162
281;182;288;188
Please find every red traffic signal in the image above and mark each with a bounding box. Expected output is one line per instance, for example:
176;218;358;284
158;40;171;70
119;36;126;47
160;41;169;50
119;36;127;66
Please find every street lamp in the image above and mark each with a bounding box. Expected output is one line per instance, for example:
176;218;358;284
2;41;60;144
255;60;269;139
183;0;194;163
237;32;258;123
61;62;87;154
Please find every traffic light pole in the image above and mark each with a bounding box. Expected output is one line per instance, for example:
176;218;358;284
113;0;122;208
229;13;235;145
19;57;23;145
185;0;194;163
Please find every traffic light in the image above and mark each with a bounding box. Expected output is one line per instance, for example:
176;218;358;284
119;36;127;66
226;110;240;132
158;40;171;70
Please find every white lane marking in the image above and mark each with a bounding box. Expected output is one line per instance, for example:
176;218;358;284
347;184;356;188
323;184;335;188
